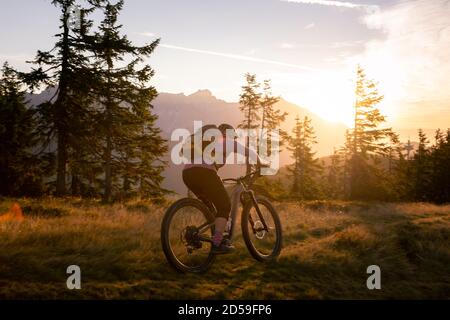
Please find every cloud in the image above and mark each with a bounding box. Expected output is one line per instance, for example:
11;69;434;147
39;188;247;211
357;0;450;128
280;42;296;49
136;32;156;37
330;40;363;49
304;23;315;29
281;0;379;13
244;48;257;55
158;43;317;71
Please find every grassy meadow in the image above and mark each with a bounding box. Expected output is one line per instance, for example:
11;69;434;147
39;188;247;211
0;197;449;299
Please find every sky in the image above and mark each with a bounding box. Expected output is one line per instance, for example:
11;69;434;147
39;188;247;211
1;0;449;130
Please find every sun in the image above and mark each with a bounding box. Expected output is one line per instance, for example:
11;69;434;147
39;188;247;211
283;70;356;127
304;82;355;127
362;52;402;125
280;64;398;128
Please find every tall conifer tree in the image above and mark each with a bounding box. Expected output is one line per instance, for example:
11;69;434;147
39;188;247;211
287;115;321;199
347;65;393;199
21;0;102;195
91;1;166;202
239;73;261;174
0;63;43;195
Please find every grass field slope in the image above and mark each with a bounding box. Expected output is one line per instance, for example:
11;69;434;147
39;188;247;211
0;198;449;299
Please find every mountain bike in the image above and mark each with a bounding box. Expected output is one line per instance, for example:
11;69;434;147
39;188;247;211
161;166;282;273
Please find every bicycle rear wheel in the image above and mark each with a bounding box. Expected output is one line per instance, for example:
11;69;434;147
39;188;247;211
241;196;282;261
161;198;215;273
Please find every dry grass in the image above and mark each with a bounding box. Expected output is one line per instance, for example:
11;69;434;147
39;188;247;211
0;197;449;299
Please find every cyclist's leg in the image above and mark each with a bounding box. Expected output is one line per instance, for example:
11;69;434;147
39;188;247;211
183;168;215;212
182;167;231;219
182;167;204;197
182;167;232;250
197;170;231;247
192;192;217;215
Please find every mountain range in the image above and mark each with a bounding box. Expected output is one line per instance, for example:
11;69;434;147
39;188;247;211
153;89;348;193
27;88;349;194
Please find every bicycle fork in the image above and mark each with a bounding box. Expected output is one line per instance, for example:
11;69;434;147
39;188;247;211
245;190;269;233
229;186;269;238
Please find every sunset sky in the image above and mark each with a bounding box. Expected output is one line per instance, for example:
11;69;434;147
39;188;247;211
1;0;449;130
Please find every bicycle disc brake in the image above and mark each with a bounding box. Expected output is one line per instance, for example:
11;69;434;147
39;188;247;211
253;221;266;239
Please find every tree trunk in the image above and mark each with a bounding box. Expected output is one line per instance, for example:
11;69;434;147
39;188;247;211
103;134;112;202
123;175;130;193
350;97;359;200
71;173;80;196
55;131;67;195
55;7;71;196
246;107;252;175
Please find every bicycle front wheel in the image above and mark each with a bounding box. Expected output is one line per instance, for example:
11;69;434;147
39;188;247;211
241;196;282;262
161;198;215;273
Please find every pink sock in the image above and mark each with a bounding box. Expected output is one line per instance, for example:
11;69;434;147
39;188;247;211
212;231;223;246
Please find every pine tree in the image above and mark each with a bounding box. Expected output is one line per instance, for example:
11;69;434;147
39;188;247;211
239;73;261;174
405;138;413;160
0;63;42;195
380;132;402;200
90;1;166;202
389;136;417;200
259;79;286;155
385;132;400;174
287;115;321;199
412;129;431;201
391;144;412;201
347;65;393;200
288;116;302;195
402;128;450;203
324;148;344;199
341;129;353;198
20;0;102;195
440;129;450;202
427;129;449;202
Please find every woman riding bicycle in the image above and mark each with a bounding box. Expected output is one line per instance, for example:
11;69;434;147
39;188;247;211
182;123;262;254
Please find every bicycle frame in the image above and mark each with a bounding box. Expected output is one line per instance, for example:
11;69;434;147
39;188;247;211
197;170;269;242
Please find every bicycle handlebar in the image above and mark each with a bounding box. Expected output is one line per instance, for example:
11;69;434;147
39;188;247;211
222;167;261;184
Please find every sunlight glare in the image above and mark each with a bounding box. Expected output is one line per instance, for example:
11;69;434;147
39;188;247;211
278;70;356;127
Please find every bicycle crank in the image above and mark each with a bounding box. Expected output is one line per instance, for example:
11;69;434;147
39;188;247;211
181;226;203;253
